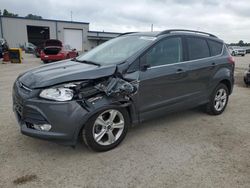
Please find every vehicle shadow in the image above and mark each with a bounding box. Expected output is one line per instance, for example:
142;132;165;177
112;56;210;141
22;107;205;154
129;107;205;136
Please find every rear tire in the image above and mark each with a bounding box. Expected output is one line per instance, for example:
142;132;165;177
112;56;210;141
205;83;229;115
43;60;48;64
82;107;129;152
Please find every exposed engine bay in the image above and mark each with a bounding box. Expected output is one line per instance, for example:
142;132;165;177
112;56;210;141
67;75;139;109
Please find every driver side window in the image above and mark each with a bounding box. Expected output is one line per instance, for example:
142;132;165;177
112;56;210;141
144;37;183;67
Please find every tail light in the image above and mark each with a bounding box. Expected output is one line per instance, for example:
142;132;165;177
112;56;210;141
228;56;235;65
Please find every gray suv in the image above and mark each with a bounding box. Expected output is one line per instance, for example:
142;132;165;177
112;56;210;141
13;29;235;151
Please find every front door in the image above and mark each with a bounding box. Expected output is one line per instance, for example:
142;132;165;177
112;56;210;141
137;37;191;121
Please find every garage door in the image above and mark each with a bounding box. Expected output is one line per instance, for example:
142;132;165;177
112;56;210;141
27;25;50;46
64;29;83;51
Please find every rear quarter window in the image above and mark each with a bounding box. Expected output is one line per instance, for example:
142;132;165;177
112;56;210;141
187;37;210;60
207;40;223;56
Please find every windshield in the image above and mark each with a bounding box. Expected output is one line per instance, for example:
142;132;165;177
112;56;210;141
77;36;156;65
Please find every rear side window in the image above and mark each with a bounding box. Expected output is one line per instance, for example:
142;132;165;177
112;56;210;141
187;37;209;60
207;40;223;56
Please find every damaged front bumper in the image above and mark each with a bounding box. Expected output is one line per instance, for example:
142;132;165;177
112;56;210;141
12;81;91;145
12;75;138;145
13;98;89;145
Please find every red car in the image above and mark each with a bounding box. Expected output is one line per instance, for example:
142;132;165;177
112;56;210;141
34;43;44;58
40;39;78;63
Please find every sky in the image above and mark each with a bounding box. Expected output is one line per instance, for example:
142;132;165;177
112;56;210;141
1;0;250;43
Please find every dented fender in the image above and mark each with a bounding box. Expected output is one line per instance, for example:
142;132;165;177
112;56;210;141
70;70;140;140
73;95;138;141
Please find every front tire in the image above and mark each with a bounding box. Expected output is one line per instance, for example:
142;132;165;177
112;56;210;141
82;107;129;152
206;84;229;115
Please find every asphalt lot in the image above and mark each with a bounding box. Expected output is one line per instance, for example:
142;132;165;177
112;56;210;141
0;53;250;188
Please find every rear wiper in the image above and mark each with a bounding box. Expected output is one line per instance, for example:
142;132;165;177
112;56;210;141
71;58;101;67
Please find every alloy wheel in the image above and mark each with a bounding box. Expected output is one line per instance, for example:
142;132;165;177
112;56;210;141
214;88;227;112
92;109;125;146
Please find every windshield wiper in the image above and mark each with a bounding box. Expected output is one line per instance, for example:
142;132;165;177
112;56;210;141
71;58;101;67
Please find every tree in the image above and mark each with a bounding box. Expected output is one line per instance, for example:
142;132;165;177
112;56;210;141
0;10;2;16
238;40;244;46
3;9;18;17
25;14;42;19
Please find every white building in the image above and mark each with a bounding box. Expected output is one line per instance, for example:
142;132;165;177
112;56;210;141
0;16;120;52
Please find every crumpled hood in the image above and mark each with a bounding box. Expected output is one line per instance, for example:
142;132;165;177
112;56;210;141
18;60;117;89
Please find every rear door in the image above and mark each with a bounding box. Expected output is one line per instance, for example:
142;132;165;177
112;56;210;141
137;36;192;121
184;36;220;102
186;36;214;103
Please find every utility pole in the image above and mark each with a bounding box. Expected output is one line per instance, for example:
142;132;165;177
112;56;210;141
151;24;154;32
70;11;73;21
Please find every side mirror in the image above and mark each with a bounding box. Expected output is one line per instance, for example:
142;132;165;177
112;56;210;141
141;64;150;71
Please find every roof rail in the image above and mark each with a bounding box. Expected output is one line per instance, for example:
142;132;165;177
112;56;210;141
118;32;138;37
157;29;218;38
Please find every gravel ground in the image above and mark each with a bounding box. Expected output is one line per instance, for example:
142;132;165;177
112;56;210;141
0;53;250;188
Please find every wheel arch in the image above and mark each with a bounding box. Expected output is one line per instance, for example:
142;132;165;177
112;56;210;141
220;79;232;93
74;98;136;142
211;67;233;95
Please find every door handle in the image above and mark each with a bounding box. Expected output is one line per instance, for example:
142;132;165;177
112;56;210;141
176;69;185;74
210;62;216;69
171;68;186;80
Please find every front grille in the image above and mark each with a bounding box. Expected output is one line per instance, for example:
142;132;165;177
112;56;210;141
14;101;23;116
23;107;48;124
13;88;24;117
13;80;48;125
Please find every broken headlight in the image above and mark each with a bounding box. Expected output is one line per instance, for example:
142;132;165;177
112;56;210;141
39;84;77;101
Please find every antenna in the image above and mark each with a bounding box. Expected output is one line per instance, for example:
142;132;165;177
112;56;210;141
151;24;153;32
70;11;73;21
